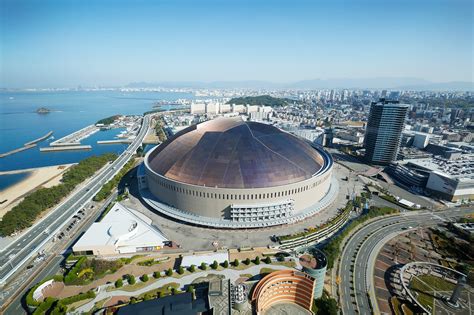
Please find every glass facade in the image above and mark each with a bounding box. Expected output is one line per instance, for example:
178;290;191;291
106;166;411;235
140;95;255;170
364;99;408;165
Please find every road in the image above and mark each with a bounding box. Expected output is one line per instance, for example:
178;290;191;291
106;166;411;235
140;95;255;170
339;207;473;315
2;191;118;315
0;115;150;286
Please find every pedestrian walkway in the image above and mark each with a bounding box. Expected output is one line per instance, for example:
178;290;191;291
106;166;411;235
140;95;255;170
76;263;292;313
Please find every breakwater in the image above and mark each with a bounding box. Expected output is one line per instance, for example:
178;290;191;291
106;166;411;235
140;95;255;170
0;130;54;158
50;125;99;146
24;131;53;146
0;145;36;158
97;139;133;144
40;145;92;152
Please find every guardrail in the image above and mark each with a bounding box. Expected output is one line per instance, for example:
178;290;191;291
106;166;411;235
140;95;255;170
277;206;351;249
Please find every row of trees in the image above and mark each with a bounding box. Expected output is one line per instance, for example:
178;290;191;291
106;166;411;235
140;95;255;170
0;153;117;236
154;119;167;142
93;158;135;201
323;206;398;268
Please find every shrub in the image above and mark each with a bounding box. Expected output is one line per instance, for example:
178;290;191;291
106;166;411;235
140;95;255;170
143;293;153;301
64;256;87;285
59;290;96;305
141;274;149;282
94;158;136;201
166;268;173;276
125;274;136;285
234;259;240;267
188;265;196;273
211;260;218;270
153;271;161;279
254;256;261;265
115;278;123;288
187;285;195;298
222;260;229;268
200;262;207;270
244;258;251;265
264;256;271;264
177;266;184;275
32;297;57;315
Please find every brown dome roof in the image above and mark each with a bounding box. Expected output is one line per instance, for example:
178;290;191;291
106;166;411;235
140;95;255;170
147;117;324;188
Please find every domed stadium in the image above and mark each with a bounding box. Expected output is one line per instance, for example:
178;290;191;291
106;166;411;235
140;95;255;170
140;117;336;228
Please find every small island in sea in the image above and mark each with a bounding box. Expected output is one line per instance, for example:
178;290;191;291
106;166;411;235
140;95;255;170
36;107;51;114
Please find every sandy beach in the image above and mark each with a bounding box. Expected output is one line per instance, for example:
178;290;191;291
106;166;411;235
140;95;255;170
0;164;75;219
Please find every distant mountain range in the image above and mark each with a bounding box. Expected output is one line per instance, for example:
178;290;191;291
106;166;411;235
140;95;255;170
126;78;474;91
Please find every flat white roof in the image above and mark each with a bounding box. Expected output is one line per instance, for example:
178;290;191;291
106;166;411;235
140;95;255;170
73;203;168;251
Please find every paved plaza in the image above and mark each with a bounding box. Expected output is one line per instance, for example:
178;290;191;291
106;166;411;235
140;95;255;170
373;229;473;315
122;162;364;251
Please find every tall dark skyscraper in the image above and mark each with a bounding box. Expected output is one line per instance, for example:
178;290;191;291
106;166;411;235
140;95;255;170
364;99;408;165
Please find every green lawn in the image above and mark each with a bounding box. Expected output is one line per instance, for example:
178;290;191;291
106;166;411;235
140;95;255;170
410;277;434;311
107;278;158;292
137;282;179;299
409;275;455;312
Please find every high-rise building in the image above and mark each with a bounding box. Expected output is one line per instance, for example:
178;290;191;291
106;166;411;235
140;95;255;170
364;99;408;165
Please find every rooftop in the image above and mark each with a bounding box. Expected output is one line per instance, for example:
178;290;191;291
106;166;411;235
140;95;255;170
147;117;325;189
406;155;474;180
298;247;327;270
73;203;168;253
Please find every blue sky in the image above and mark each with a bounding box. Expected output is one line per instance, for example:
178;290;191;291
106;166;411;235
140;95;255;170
1;0;472;88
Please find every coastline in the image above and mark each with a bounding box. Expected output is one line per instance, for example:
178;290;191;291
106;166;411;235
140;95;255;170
0;164;75;219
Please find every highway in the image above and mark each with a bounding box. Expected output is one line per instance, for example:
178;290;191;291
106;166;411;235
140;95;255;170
0;115;150;286
339;207;473;315
2;192;118;315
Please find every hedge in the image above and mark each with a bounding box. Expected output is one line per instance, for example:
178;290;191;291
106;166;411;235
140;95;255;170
93;158;136;201
64;256;87;285
323;206;398;268
26;275;64;307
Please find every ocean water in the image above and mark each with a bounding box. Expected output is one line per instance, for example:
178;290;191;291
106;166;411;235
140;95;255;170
0;90;192;188
0;172;31;192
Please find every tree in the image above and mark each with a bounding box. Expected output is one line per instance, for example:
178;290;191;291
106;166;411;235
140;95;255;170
244;258;251;265
186;285;195;298
264;256;271;264
313;293;339;315
143;293;152;301
130;296;138;304
200;262;207;270
153;271;161;279
141;274;149;282
166;268;173;276
126;274;136;285
254;256;261;265
234;259;240;267
188;265;196;273
115;278;123;288
222;260;229;268
211;260;218;270
177;266;184;275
